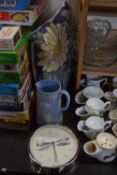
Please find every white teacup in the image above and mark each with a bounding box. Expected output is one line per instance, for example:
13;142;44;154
77;117;112;140
112;77;117;88
85;116;112;131
85;98;111;115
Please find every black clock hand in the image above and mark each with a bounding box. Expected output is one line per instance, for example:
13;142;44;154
52;142;58;162
36;137;70;151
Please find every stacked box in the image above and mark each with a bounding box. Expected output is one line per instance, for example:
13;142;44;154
0;28;33;129
0;0;47;26
0;0;47;130
0;26;21;50
0;0;31;11
0;29;30;84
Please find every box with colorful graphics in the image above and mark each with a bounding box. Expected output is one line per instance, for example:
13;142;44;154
0;91;35;130
0;26;21;50
0;77;32;103
0;51;30;84
0;0;47;26
0;73;32;97
0;30;29;65
0;0;31;11
0;84;32;111
0;30;31;83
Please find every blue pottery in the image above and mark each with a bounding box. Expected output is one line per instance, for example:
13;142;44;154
35;79;70;125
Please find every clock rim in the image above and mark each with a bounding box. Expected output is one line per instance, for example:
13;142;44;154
28;124;80;170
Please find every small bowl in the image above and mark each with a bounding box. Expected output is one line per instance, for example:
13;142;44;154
109;109;117;123
112;123;117;137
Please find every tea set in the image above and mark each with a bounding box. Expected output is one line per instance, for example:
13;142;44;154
75;75;117;163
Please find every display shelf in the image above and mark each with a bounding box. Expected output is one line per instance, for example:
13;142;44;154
90;0;117;9
82;61;117;77
76;0;117;89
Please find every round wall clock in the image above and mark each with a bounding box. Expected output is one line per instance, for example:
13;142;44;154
28;124;79;174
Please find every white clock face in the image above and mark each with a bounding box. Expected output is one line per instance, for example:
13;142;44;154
29;125;79;168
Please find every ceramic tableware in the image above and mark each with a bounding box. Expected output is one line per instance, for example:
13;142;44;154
104;91;116;102
77;120;99;140
112;77;117;88
113;89;117;98
75;90;87;105
85;116;112;131
82;86;104;99
80;78;87;88
35;79;70;125
86;75;108;87
109;109;117;123
112;123;117;137
83;132;117;163
85;98;111;115
77;117;112;140
75;106;90;120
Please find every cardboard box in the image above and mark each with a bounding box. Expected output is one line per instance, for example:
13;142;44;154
0;0;31;11
0;30;31;83
0;0;47;26
0;30;29;65
0;81;32;111
0;73;32;97
0;77;32;103
0;51;30;84
0;91;35;130
0;26;21;50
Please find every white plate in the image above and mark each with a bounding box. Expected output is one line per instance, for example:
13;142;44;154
82;86;104;98
75;90;87;105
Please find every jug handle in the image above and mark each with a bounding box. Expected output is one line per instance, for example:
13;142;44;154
61;90;70;111
104;121;112;131
104;101;111;111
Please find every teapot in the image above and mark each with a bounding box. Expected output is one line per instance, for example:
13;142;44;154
86;75;108;87
77;117;112;140
85;98;111;116
83;132;117;163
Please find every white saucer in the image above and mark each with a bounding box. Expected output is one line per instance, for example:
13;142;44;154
75;90;87;105
82;86;104;99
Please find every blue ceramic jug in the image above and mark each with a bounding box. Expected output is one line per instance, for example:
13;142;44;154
35;79;70;125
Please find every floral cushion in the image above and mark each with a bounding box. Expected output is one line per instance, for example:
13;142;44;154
30;0;74;88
